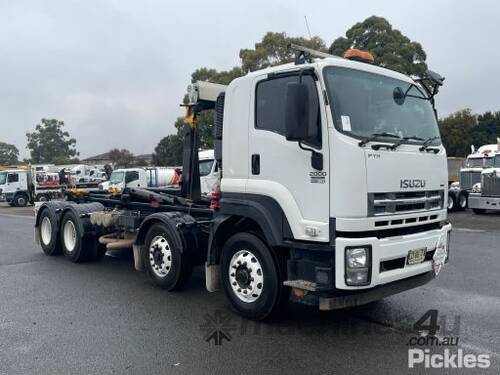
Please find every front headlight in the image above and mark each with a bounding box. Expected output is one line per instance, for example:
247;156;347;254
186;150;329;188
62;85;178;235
346;248;368;268
345;246;371;286
472;182;481;193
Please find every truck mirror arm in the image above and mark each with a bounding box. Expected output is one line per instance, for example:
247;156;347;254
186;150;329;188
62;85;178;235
298;141;323;170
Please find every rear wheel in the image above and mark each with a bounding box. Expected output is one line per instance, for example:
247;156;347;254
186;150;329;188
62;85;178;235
39;208;61;256
60;210;99;262
143;223;192;290
472;208;486;215
221;232;288;320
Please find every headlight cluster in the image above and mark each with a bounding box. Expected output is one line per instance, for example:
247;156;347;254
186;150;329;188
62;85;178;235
345;246;371;286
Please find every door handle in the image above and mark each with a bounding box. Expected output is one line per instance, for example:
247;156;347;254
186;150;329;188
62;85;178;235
251;154;260;175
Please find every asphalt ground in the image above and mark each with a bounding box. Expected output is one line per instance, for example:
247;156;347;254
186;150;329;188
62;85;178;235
0;204;498;374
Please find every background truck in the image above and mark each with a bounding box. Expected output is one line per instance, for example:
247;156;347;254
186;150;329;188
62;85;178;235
99;166;180;191
34;45;451;320
448;143;498;211
0;167;63;206
468;141;500;213
99;150;218;195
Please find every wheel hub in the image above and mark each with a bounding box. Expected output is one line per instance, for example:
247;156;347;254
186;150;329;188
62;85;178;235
228;250;264;303
149;236;172;278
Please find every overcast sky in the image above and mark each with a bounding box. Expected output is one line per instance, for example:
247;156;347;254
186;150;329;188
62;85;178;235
1;0;499;159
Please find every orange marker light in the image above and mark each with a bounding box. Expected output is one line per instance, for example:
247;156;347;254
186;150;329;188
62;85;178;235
343;49;375;63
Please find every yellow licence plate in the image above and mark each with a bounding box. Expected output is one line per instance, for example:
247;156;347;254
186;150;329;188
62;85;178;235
407;248;426;265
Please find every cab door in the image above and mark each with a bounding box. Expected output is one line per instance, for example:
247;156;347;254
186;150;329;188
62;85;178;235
246;71;330;242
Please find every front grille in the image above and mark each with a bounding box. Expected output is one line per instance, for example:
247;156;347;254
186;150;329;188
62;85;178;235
460;171;481;190
368;190;444;216
482;173;500;196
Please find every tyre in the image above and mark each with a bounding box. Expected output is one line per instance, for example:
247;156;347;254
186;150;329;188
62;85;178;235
472;208;486;215
14;193;29;207
221;232;288;320
60;210;98;262
38;208;62;256
37;194;48;202
447;192;456;211
143;223;192;290
457;192;468;210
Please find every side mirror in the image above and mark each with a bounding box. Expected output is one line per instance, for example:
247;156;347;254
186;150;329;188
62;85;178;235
285;82;310;141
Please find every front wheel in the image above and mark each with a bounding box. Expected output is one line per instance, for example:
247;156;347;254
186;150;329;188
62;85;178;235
14;193;29;207
458;192;468;210
221;232;288;320
447;193;456;211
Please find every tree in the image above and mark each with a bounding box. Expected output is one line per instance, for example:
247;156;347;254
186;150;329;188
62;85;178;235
153;133;184;166
109;148;136;168
240;32;327;72
438;109;477;157
26;119;78;163
329;16;428;77
0;142;19;165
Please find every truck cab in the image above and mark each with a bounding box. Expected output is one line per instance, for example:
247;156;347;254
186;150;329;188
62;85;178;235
100;168;147;190
468;141;500;213
0;170;31;206
217;52;450;299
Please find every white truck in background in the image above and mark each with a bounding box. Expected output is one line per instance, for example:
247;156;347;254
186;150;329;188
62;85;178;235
468;141;500;213
99;150;218;195
0;167;64;206
448;142;499;211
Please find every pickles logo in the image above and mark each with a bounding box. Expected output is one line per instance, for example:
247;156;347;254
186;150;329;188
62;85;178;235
400;179;426;189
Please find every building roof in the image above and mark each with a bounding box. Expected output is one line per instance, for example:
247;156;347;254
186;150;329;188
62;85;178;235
81;152;112;161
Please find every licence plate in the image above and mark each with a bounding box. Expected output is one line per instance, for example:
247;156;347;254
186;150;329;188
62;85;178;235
407;248;426;265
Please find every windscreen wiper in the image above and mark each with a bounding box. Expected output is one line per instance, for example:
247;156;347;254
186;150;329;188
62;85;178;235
419;136;441;152
358;132;401;147
390;135;425;150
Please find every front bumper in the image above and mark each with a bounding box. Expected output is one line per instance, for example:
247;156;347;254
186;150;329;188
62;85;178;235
468;193;500;210
286;223;451;309
335;223;451;290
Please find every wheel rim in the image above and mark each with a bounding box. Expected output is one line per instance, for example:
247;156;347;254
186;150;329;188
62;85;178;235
228;249;264;303
39;196;47;202
459;195;467;208
447;196;453;210
149;235;172;277
18;197;26;206
63;220;77;252
40;216;52;245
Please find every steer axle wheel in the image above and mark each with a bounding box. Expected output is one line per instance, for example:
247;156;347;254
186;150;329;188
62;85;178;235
143;223;192;291
14;193;29;207
221;232;288;320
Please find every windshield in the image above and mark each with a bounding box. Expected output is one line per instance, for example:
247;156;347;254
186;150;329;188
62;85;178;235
484;157;494;168
323;67;441;145
109;171;124;184
494;155;500;167
467;158;484;168
199;160;214;177
0;172;6;185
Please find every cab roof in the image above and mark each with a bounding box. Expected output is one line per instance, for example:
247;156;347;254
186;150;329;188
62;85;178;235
237;56;414;85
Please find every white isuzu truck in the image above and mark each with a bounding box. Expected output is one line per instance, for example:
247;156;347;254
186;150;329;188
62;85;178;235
34;45;451;320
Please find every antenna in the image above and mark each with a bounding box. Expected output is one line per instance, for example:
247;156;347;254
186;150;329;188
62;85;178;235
304;16;312;39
